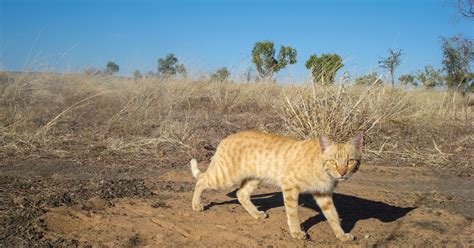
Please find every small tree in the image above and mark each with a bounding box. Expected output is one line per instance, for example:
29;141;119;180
175;63;187;78
210;67;231;82
133;70;142;80
105;61;119;75
416;65;443;88
157;53;187;78
305;54;343;84
441;35;474;90
378;49;402;87
251;41;297;80
398;74;417;87
158;53;178;76
355;72;383;86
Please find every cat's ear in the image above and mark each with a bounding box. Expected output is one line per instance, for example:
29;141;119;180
319;134;333;152
350;132;364;151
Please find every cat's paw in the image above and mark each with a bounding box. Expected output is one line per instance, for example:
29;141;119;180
192;202;204;212
336;233;354;241
290;230;308;240
253;211;268;219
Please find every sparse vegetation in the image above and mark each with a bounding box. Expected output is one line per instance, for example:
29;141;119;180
355;72;383;86
105;61;120;75
416;65;443;88
175;63;187;78
305;53;343;85
398;74;417;87
251;41;297;80
158;53;187;78
210;67;231;82
378;49;402;87
441;35;474;91
0;71;471;169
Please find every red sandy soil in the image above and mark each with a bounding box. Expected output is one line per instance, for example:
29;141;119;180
2;159;470;247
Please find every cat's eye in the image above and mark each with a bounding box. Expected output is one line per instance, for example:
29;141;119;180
327;159;337;165
348;159;359;166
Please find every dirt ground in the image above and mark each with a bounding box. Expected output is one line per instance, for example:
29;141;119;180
1;156;473;247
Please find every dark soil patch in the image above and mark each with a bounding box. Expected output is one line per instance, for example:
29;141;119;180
156;180;194;193
0;160;169;247
99;179;155;199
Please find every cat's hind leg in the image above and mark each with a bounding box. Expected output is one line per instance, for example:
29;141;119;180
237;179;267;219
192;160;232;211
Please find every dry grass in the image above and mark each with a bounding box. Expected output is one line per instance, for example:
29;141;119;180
0;71;472;167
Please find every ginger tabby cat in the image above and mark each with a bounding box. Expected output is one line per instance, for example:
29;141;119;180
190;131;363;241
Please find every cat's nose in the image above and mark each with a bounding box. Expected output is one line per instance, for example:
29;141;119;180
338;169;347;176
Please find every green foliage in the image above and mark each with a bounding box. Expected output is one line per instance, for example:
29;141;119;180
378;49;402;87
158;53;186;77
416;65;444;88
133;70;142;80
355;72;383;86
441;35;474;90
105;61;119;75
398;74;417;87
305;54;343;84
251;41;297;80
158;54;178;75
175;63;187;78
210;67;231;82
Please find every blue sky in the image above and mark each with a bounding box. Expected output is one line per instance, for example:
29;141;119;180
1;0;473;82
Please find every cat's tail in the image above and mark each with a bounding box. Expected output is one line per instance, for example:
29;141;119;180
190;158;202;178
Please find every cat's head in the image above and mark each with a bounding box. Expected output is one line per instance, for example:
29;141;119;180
319;132;364;181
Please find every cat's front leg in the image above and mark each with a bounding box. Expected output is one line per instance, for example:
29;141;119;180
282;186;307;240
314;193;354;241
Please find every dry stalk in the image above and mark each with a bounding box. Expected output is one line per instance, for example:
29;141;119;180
37;90;113;137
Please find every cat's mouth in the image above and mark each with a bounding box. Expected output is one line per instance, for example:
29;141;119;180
337;177;347;181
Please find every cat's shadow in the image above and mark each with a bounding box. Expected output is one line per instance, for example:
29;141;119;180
206;190;414;233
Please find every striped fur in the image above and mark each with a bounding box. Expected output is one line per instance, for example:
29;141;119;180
191;131;363;241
